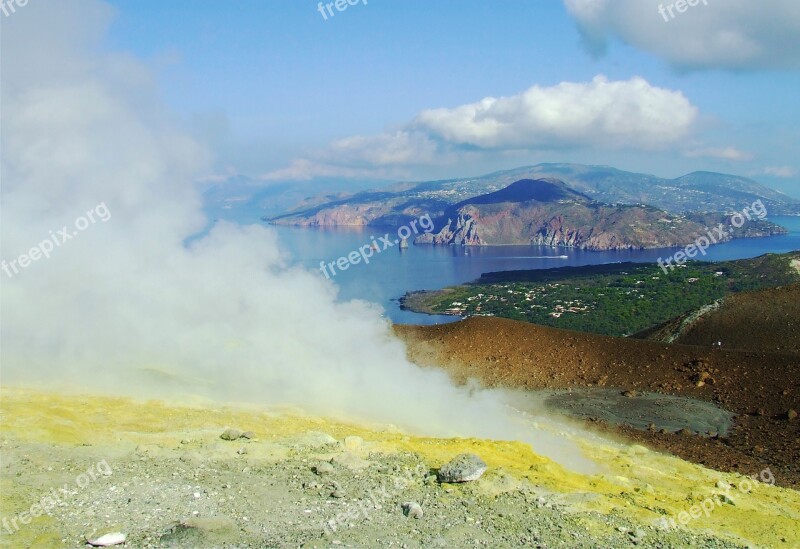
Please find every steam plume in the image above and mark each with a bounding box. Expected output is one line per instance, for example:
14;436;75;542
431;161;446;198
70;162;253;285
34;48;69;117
0;0;593;471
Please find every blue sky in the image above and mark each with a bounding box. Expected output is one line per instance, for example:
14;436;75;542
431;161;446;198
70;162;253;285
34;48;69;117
102;1;800;195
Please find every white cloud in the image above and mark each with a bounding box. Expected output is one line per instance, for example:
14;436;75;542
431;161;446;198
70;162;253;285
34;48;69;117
265;76;698;180
764;165;798;178
564;0;800;70
685;146;752;161
413;76;696;149
328;130;441;166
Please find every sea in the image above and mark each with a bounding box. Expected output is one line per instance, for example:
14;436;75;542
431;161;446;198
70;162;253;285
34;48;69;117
215;213;800;325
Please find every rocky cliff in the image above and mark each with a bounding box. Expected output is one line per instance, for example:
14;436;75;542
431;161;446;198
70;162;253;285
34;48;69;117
414;179;785;250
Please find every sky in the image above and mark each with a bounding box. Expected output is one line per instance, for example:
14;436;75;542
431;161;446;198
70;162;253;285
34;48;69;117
95;0;800;197
8;0;800;196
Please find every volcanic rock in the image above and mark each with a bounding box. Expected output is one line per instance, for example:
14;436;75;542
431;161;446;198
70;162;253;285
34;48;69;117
437;453;487;483
402;501;424;519
312;462;334;475
220;428;243;441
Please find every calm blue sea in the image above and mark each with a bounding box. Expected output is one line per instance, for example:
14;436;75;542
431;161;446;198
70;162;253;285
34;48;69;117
223;213;800;325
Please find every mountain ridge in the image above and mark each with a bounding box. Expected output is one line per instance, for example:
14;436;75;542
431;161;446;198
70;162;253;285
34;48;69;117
263;163;800;229
417;177;786;249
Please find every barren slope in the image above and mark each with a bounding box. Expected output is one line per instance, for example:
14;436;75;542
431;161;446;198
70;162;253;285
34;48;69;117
637;284;800;355
395;316;800;488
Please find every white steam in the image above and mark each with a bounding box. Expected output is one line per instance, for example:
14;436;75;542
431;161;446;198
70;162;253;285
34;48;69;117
0;0;594;471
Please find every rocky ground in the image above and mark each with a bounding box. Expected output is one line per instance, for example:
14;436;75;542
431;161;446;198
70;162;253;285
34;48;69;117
646;284;800;355
395;312;800;489
1;437;742;549
3;389;798;548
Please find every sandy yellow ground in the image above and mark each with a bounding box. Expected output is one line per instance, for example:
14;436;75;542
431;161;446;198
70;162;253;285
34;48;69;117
1;386;798;548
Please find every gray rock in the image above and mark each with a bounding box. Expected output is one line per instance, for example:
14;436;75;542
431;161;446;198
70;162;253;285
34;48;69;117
240;431;255;439
312;462;334;475
85;532;127;547
437;453;487;483
220;428;242;441
298;431;338;448
402;501;423;519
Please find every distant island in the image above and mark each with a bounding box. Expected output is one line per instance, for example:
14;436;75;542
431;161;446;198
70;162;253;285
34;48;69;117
261;163;798;251
412;178;785;249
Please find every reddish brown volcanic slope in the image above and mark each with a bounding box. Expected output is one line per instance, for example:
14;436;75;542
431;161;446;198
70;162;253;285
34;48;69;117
395;316;800;488
666;284;800;355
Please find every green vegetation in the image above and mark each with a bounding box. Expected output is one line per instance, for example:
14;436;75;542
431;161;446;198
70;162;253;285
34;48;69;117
404;252;800;337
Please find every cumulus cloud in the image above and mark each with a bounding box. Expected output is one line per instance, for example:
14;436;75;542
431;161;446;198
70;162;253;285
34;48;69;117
413;76;696;149
265;76;697;180
564;0;800;70
0;0;592;469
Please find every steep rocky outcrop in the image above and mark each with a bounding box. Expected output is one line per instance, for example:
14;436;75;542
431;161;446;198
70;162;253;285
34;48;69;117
414;178;763;250
267;176;787;251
